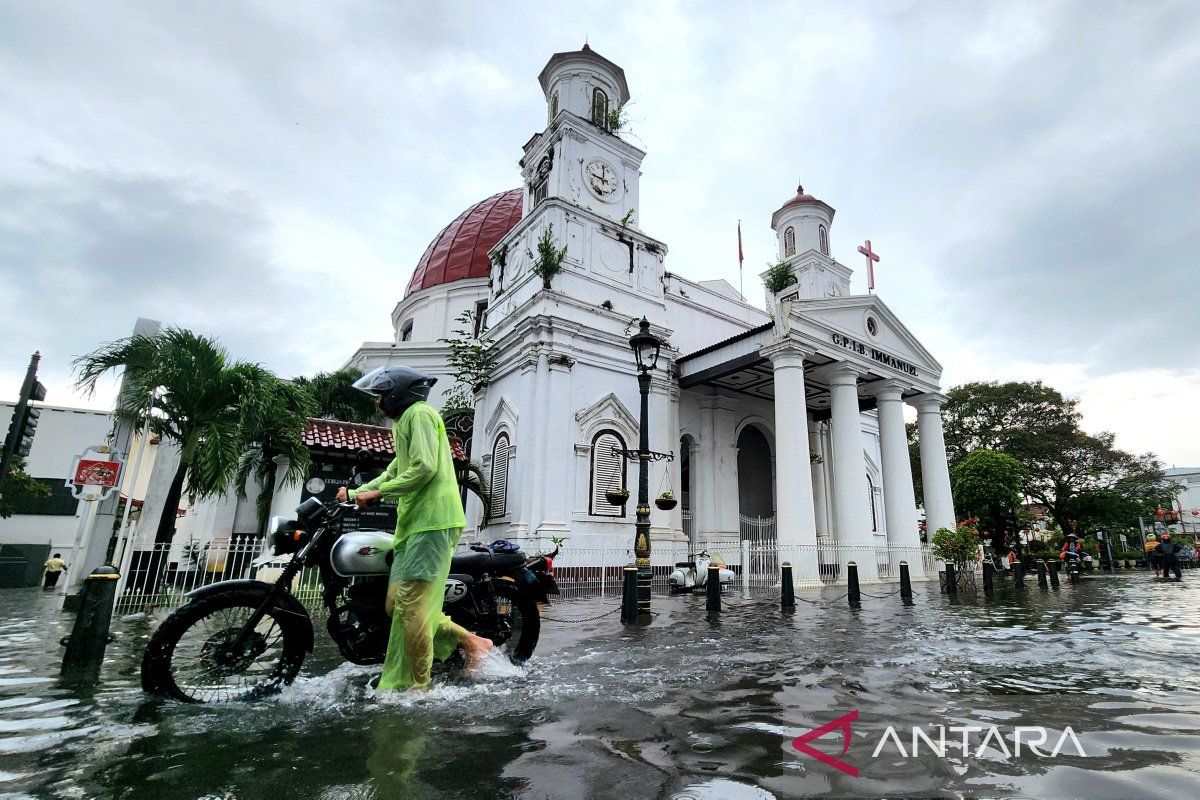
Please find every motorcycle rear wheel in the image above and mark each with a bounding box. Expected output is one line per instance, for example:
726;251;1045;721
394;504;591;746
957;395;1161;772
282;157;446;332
141;588;309;703
486;579;540;662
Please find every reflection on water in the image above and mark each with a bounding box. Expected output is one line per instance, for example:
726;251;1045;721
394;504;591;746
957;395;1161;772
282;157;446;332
0;575;1198;798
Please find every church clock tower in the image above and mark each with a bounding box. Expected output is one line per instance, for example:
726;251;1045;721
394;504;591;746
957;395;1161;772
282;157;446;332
488;45;667;314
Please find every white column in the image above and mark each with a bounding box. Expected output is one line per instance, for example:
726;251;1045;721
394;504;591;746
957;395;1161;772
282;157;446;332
809;423;829;538
869;381;924;577
765;342;820;580
911;393;956;539
536;354;574;538
826;362;877;580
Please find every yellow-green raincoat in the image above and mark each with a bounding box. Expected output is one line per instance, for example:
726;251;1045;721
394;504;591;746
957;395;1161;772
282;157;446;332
349;401;467;690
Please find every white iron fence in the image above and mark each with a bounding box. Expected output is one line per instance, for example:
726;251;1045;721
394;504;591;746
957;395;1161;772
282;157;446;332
111;536;942;614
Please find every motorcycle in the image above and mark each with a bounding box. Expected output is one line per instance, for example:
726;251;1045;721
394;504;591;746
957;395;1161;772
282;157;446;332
140;492;558;703
668;550;735;595
1063;550;1083;584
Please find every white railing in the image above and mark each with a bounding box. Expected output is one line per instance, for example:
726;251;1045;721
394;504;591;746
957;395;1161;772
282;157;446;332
110;536;940;613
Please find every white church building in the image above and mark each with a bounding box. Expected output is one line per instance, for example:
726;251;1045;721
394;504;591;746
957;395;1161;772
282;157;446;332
343;45;957;581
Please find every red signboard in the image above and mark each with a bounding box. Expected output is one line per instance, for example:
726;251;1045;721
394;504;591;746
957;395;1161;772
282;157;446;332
72;459;122;488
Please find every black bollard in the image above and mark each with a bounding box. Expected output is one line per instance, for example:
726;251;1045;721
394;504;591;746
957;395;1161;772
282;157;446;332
781;562;795;609
944;562;958;596
1037;560;1049;589
1048;560;1060;590
982;560;995;595
620;565;638;623
899;561;913;602
706;564;721;613
1013;561;1025;589
61;565;120;678
847;561;861;605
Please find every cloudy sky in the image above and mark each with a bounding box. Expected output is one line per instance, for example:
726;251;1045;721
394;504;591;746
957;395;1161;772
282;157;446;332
1;1;1197;465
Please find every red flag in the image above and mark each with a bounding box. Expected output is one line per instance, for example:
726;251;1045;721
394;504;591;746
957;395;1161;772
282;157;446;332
737;220;744;267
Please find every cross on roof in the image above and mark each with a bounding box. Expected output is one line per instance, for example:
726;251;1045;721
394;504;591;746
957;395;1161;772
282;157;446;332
858;239;881;292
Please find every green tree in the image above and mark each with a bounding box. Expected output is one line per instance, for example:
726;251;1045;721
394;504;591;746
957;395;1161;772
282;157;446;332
236;378;317;535
0;457;50;518
292;369;381;424
438;309;498;416
75;329;310;556
941;380;1080;468
950;449;1025;535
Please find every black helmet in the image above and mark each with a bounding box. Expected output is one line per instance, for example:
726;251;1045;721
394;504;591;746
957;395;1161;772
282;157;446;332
352;366;437;417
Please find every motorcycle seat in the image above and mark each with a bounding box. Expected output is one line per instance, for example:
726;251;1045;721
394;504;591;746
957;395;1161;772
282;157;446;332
675;561;696;569
451;550;527;574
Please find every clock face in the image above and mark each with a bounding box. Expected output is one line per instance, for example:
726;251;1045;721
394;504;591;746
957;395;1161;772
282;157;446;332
584;159;620;200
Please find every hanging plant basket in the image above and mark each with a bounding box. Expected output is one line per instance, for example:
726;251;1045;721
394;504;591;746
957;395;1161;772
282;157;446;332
655;495;677;511
606;489;630;506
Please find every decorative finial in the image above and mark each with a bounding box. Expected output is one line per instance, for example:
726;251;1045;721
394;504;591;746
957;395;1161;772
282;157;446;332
797;181;804;195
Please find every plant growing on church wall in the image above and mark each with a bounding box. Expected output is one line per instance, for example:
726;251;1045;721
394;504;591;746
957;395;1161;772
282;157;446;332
528;224;568;290
606;106;627;132
618;208;635;228
438;309;498;415
763;260;797;295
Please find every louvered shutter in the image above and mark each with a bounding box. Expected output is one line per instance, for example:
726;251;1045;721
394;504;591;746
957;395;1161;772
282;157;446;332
591;432;626;516
490;434;509;517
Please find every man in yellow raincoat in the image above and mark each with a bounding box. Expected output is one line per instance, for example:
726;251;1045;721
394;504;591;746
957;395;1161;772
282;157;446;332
337;365;493;691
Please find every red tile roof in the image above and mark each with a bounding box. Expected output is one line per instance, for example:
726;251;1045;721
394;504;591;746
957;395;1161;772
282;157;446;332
303;417;470;464
303;418;394;454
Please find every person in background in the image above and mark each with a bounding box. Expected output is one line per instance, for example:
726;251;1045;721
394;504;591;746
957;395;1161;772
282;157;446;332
1153;533;1184;582
42;553;67;590
1144;533;1161;577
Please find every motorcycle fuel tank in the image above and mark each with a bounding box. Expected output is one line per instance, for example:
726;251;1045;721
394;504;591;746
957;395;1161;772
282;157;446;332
330;531;393;577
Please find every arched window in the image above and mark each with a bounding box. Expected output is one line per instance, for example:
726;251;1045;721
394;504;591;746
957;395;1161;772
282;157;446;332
783;226;796;257
867;474;878;531
490;433;511;517
590;430;627;516
819;225;829;255
591;88;609;128
400;320;414;342
550;91;559;123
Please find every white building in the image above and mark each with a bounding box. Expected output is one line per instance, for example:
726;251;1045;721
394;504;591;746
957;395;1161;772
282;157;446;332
0;402;111;585
342;45;957;581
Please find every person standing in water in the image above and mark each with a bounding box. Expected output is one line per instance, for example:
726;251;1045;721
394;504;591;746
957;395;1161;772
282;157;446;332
1153;533;1184;582
42;553;67;590
336;366;493;691
1144;533;1161;577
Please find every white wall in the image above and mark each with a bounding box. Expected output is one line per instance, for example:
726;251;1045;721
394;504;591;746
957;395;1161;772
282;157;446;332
0;402;111;558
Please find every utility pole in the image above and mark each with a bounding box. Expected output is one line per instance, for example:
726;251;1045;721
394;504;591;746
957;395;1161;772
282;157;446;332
67;318;161;603
1;352;47;494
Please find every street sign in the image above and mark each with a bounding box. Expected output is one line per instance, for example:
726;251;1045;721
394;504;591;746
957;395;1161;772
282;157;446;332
66;445;123;500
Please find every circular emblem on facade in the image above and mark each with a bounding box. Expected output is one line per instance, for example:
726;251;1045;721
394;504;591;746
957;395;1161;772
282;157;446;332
866;315;879;338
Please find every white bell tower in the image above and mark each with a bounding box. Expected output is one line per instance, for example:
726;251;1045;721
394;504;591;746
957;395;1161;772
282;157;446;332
767;183;852;301
488;45;668;315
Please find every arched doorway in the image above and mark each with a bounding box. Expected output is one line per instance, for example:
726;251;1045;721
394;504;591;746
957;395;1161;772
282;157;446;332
737;425;777;580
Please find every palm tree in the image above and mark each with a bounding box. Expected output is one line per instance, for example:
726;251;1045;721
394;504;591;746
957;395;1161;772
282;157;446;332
75;328;310;590
292;369;382;424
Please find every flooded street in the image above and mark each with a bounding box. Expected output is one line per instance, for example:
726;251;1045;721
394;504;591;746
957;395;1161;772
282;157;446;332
2;573;1198;799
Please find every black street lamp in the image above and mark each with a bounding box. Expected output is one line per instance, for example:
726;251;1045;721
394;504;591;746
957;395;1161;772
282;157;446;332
623;317;667;621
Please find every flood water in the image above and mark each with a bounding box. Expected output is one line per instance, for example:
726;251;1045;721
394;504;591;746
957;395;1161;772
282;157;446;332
1;572;1198;799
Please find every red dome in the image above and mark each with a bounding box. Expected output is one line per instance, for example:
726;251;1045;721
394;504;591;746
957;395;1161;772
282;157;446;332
404;188;523;297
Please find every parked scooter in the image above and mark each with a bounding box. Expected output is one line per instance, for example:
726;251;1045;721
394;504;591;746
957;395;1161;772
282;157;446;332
668;550;735;594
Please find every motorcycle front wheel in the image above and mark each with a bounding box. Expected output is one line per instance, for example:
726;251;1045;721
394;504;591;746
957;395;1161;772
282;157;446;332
140;588;309;703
